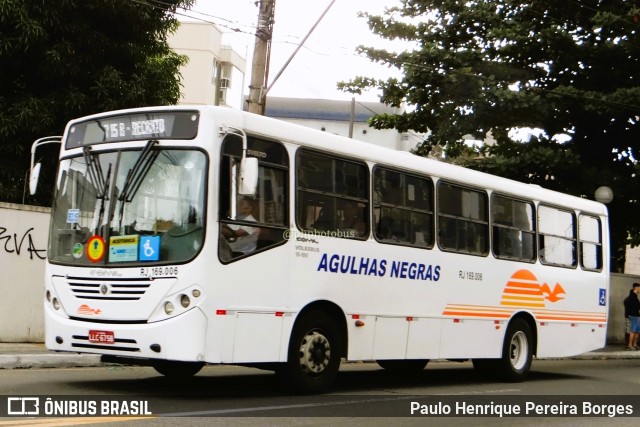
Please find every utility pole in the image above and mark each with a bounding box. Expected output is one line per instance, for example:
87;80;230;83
247;0;275;115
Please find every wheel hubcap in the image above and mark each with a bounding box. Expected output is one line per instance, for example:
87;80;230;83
509;330;528;370
299;330;331;374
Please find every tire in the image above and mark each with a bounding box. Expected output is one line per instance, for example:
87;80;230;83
497;318;533;382
377;359;429;374
153;360;204;378
278;310;343;394
472;318;533;382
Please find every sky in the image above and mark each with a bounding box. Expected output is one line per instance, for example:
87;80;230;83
181;0;407;101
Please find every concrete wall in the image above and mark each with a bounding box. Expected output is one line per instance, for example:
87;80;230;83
0;202;635;346
0;202;49;342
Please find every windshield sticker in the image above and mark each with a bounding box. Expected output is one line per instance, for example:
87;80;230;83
139;236;160;261
86;236;106;263
109;235;139;262
72;243;83;259
66;209;80;224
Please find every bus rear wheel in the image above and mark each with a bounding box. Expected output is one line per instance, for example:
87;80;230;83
278;310;342;394
500;318;533;382
153;361;204;378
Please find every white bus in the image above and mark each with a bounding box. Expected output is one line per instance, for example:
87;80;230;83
31;105;608;394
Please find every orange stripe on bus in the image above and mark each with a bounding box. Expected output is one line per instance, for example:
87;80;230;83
501;295;545;301
504;281;542;289
442;311;512;318
502;288;544;296
444;305;514;313
442;303;606;323
500;301;546;308
536;316;606;322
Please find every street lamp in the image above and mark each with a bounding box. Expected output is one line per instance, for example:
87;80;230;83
595;186;613;204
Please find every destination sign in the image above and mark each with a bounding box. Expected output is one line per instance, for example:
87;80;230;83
65;111;199;149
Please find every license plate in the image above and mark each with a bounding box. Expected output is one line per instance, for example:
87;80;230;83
88;330;115;344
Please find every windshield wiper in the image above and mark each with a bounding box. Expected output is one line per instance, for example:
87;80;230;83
116;140;159;230
83;147;113;236
119;140;159;203
83;146;110;199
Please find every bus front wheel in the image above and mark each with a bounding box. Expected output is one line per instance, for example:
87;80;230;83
278;310;342;394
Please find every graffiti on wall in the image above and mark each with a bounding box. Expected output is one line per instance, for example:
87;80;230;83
0;226;46;260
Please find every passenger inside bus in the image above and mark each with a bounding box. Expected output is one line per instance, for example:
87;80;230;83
339;199;366;237
311;203;335;231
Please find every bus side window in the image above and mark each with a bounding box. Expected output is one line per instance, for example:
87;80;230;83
219;135;289;262
297;150;369;239
437;182;488;255
491;194;536;262
538;205;577;268
579;214;602;271
373;167;434;248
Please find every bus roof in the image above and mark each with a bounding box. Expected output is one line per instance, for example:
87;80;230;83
67;105;607;217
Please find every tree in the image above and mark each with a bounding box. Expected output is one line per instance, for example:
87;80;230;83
340;0;640;271
0;0;193;206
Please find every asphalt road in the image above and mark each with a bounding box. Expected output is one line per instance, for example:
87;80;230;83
1;358;639;426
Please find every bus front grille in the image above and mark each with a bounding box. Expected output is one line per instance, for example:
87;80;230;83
66;276;151;301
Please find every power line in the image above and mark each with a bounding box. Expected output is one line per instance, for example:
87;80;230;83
130;0;260;36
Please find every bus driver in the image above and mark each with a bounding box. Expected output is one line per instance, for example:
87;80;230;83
222;197;259;256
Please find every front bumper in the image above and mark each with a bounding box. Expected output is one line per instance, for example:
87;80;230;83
45;304;208;363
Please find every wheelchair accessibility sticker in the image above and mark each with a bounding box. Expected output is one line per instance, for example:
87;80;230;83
599;288;607;306
139;235;160;261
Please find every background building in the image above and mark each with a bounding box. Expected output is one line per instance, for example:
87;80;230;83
263;97;422;151
168;21;246;109
168;22;422;152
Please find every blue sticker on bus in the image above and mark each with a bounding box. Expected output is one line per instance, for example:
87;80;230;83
599;288;606;306
139;236;160;261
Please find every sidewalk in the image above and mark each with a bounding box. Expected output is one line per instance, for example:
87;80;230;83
1;343;639;370
0;343;101;369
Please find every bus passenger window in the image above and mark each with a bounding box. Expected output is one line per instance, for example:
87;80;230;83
297;150;369;239
579;214;602;271
538;205;576;268
491;194;536;262
373;167;434;248
437;182;488;255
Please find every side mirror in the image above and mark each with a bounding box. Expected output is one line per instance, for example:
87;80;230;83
29;135;62;196
29;163;42;196
238;157;258;195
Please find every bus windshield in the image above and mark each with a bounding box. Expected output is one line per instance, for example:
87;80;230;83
48;147;206;265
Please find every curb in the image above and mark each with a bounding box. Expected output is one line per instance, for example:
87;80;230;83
0;353;102;369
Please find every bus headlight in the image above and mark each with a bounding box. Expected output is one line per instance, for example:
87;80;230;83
148;286;204;322
52;298;61;310
164;302;174;315
180;294;190;308
46;290;52;302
